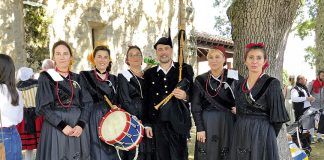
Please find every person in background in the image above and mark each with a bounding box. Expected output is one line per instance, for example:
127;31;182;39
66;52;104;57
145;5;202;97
229;43;289;160
33;59;55;79
35;40;91;160
0;54;24;160
283;75;296;125
41;59;55;71
16;67;42;160
307;70;324;142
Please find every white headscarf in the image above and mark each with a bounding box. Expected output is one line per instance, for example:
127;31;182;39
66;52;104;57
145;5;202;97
17;67;34;81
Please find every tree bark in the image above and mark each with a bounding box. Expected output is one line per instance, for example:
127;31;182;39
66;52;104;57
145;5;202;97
315;0;324;72
227;0;300;160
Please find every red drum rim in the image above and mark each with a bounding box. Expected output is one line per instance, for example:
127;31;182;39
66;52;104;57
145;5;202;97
98;108;131;145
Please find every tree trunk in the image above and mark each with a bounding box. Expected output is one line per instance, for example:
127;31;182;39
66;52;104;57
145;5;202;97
227;0;300;160
316;0;324;72
0;0;26;68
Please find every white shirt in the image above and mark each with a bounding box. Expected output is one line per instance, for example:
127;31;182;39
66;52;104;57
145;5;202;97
157;61;175;74
0;84;23;127
291;86;311;108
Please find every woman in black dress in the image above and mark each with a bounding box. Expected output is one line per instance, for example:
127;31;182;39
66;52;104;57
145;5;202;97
229;43;289;160
79;45;119;160
118;45;147;160
191;46;238;160
36;40;91;160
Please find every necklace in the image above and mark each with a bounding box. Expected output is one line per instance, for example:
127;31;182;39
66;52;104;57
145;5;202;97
94;69;108;81
205;70;224;97
130;68;143;78
241;73;263;93
129;69;143;98
55;68;74;108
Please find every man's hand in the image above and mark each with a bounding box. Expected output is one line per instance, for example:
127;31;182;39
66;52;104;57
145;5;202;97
172;88;187;100
307;96;315;102
145;127;153;138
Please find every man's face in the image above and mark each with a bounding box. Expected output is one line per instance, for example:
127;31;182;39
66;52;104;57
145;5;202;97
156;44;173;64
319;72;324;81
299;76;307;85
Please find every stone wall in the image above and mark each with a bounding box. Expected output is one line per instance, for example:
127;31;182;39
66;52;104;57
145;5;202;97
46;0;195;74
0;0;26;69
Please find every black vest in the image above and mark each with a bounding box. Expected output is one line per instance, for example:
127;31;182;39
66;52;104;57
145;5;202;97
292;86;306;109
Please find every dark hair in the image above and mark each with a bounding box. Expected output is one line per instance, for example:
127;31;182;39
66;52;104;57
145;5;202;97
318;70;324;76
0;54;19;106
93;45;112;72
244;45;267;61
52;40;73;58
125;45;142;65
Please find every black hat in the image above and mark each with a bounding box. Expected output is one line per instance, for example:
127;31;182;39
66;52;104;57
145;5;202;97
154;28;172;50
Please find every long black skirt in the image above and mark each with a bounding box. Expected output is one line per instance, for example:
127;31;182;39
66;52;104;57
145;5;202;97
89;104;119;160
229;115;279;160
36;107;90;160
194;109;234;160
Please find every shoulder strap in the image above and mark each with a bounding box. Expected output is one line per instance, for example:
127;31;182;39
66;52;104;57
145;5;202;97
195;77;230;112
253;77;275;101
42;72;71;96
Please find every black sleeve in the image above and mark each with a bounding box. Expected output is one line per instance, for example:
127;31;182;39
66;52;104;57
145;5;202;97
273;123;283;137
142;70;152;127
191;78;205;132
118;74;136;115
183;64;194;102
35;73;67;131
266;79;290;123
78;72;93;129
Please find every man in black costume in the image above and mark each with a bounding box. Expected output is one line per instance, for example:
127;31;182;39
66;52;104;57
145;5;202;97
143;33;194;160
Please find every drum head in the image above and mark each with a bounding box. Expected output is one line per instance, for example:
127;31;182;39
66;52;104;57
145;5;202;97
100;110;128;142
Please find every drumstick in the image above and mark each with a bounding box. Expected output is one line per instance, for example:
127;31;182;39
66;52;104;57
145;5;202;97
104;95;117;109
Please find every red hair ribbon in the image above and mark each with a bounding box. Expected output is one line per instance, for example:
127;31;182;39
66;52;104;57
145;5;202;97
246;42;265;49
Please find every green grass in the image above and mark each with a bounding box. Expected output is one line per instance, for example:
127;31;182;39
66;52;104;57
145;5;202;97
310;141;324;160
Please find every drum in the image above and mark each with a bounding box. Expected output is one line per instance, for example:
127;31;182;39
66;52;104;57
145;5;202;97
98;109;144;151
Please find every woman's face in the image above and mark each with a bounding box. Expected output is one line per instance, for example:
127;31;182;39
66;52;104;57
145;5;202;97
94;50;110;72
127;48;143;67
244;49;266;73
207;49;225;71
53;45;72;69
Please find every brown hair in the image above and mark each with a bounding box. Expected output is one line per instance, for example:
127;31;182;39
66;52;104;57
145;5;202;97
52;40;73;57
93;45;112;72
125;45;142;66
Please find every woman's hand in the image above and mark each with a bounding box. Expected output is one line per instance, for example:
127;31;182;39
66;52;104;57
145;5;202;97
197;131;206;143
71;126;83;137
231;107;236;114
62;125;74;136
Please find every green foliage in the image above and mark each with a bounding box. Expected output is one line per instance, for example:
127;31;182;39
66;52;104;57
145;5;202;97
282;69;289;86
213;0;232;38
296;20;315;40
304;46;317;68
24;4;50;70
144;57;158;65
